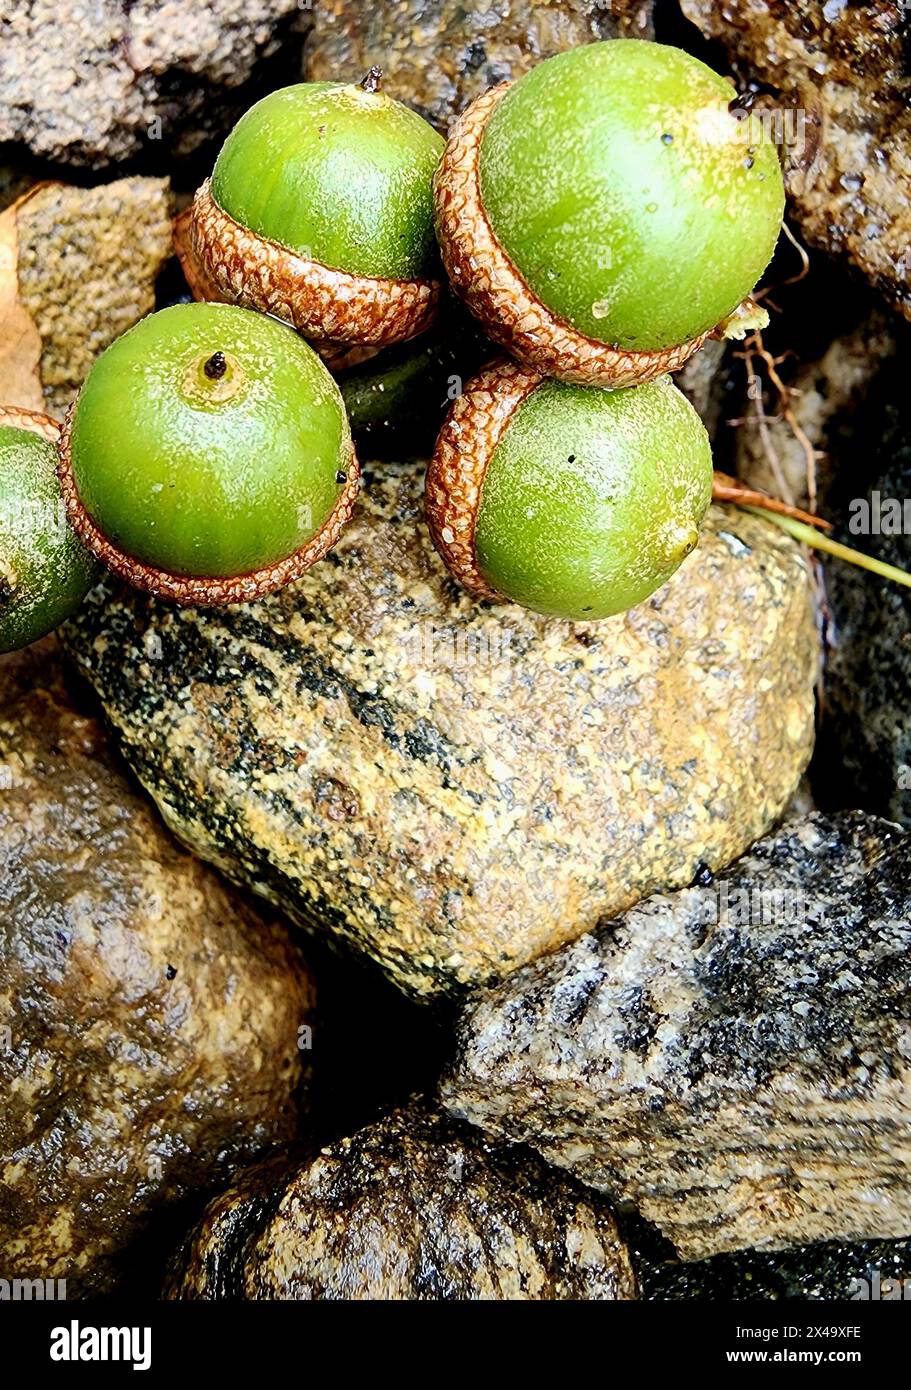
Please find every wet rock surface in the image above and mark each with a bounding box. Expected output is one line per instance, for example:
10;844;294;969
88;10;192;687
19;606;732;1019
0;177;172;418
64;462;817;1001
638;1231;911;1301
818;347;911;827
0;0;305;167
165;1099;636;1300
681;0;911;321
0;641;316;1296
442;811;911;1261
304;0;654;133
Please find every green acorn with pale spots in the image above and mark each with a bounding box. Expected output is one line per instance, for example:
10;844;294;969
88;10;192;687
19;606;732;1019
57;302;359;607
434;39;785;386
190;71;446;347
0;406;95;653
425;361;713;622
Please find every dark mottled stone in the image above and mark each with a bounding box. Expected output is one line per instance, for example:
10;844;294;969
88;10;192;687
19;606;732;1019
164;1099;636;1300
638;1231;911;1301
0;641;316;1296
304;0;655;133
822;361;911;827
442;812;911;1261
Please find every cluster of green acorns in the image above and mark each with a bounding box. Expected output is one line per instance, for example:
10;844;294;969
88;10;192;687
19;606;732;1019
1;39;789;652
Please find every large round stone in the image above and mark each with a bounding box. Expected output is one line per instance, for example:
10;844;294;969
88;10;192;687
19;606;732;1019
0;643;316;1295
64;461;819;1000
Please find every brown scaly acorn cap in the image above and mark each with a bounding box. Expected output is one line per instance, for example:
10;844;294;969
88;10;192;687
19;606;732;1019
172;206;382;373
56;400;361;608
425;358;543;602
0;404;61;442
189;180;442;348
434;83;714;388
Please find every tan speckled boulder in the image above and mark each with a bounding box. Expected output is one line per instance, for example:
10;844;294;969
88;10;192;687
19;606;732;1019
0;178;173;419
165;1100;637;1300
64;461;819;1000
0;642;316;1296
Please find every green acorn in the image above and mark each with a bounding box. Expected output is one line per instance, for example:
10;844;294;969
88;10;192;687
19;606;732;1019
0;406;95;652
425;361;713;621
57;303;358;607
434;40;784;385
190;72;445;347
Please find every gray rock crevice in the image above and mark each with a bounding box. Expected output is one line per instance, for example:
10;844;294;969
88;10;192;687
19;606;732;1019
0;0;306;166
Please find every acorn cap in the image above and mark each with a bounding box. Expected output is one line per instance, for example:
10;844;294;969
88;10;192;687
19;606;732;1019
174;205;388;373
0;404;61;443
433;83;712;388
56;399;360;608
425;358;542;601
190;180;442;348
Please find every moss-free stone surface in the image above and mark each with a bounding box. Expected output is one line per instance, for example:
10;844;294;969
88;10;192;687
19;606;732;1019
64;462;818;1000
0;642;316;1296
0;0;304;166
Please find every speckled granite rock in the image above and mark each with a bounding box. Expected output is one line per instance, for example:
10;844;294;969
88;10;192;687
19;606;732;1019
165;1099;636;1300
304;0;654;133
64;462;817;1000
0;0;304;166
681;0;911;321
442;812;911;1260
0;642;316;1296
823;372;911;827
0;178;172;418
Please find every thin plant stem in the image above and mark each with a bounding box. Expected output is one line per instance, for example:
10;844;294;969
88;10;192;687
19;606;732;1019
744;506;911;591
